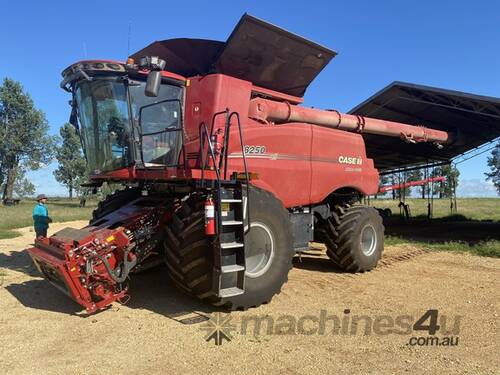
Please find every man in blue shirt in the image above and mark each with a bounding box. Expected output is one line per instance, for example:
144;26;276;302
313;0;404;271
33;194;51;238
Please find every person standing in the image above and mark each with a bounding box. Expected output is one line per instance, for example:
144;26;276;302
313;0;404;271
33;194;51;238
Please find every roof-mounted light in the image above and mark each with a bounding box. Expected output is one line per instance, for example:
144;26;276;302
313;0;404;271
138;56;166;71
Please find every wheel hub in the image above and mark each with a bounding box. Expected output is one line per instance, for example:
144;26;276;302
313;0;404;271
360;224;377;256
245;222;275;278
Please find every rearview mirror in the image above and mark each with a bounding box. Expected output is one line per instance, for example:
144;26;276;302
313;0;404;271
145;71;161;97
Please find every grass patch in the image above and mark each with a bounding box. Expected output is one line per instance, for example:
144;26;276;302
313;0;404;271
380;198;500;258
0;229;21;240
427;240;500;258
384;236;409;246
371;198;500;221
0;199;98;239
386;236;500;258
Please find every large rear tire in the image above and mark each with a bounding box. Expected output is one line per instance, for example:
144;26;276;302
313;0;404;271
315;205;384;272
164;186;294;309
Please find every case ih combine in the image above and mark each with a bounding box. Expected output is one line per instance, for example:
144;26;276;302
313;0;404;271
28;14;468;313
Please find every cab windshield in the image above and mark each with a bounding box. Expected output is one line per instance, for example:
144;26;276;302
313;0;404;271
75;78;183;174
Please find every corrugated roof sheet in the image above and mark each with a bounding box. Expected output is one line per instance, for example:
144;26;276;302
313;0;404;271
349;82;500;171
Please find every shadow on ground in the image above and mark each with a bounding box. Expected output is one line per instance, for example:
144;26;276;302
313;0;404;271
292;251;344;273
1;248;220;321
384;216;500;244
0;249;39;277
125;266;221;319
5;280;84;315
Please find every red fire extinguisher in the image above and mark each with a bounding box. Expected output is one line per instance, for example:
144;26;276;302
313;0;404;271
204;195;216;235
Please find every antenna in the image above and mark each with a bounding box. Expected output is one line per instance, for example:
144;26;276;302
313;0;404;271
127;20;132;56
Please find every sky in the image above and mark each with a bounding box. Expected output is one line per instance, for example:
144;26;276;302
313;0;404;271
0;0;499;197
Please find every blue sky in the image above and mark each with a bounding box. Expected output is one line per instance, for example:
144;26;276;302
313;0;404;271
1;1;499;196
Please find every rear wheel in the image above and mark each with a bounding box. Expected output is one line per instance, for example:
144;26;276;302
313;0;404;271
164;186;294;309
315;205;384;272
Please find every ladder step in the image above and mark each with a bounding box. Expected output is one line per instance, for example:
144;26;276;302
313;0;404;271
221;199;242;203
220;241;244;249
221;264;245;273
221;220;243;226
219;287;244;298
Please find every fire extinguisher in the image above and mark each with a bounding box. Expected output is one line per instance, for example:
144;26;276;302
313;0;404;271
204;195;216;235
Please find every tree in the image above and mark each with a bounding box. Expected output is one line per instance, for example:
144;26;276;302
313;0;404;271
54;123;86;199
13;167;35;197
392;172;414;200
432;164;460;198
485;141;500;195
410;169;427;199
375;174;390;199
0;166;35;198
0;78;55;200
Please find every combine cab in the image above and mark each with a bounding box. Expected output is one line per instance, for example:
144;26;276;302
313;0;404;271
27;14;498;313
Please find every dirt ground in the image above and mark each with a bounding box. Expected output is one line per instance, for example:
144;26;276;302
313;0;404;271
0;221;499;375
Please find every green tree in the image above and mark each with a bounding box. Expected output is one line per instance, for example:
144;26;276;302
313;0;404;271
0;78;55;200
54;123;86;199
432;164;459;198
13;167;35;197
392;171;414;200
485;141;500;194
389;174;397;200
0;166;35;198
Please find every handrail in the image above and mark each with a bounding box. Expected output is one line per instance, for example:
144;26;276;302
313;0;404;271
225;111;251;232
199;109;251;233
198;122;220;188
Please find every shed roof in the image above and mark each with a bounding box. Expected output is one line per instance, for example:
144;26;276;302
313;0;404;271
349;82;500;171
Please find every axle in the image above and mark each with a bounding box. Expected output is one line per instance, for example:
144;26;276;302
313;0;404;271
249;98;453;145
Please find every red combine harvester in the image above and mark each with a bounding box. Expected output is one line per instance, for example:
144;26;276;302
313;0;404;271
28;14;484;314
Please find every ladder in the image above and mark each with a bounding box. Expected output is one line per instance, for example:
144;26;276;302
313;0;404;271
198;109;250;299
213;181;246;297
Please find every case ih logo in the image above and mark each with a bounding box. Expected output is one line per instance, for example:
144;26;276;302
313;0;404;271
338;155;363;165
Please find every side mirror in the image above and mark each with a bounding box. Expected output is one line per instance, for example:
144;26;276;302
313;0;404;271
145;70;162;97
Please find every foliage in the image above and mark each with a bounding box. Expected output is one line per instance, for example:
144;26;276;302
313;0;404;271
375;174;390;198
0;166;35;198
12;167;35;197
431;164;459;198
0;78;56;200
54;123;86;198
384;170;423;199
485;141;500;195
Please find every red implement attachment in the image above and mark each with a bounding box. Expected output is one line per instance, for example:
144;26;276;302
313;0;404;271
28;227;132;313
